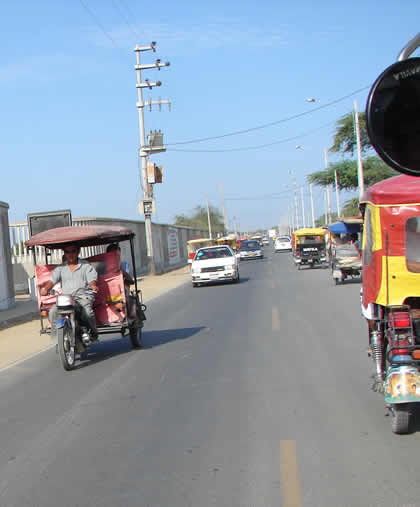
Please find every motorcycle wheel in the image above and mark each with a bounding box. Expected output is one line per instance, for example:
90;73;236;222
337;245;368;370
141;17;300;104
129;325;142;349
392;404;411;434
57;326;76;371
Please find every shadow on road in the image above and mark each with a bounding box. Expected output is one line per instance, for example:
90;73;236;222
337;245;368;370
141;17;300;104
196;277;250;288
334;277;362;286
75;336;133;369
297;264;329;271
143;326;206;349
74;326;207;367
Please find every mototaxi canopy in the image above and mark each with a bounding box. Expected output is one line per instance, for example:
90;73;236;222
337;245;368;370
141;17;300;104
360;174;420;206
294;227;327;237
25;225;135;249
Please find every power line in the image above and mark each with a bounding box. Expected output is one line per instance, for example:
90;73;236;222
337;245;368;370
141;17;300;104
111;0;141;40
118;0;141;32
226;189;293;201
78;0;119;48
166;85;370;147
168;120;336;153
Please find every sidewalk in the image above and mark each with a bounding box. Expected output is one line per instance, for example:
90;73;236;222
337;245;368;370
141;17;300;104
0;265;191;370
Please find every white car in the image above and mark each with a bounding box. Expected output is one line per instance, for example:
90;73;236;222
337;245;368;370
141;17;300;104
191;245;240;287
275;236;292;252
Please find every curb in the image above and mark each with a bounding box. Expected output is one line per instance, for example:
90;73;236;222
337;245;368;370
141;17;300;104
0;312;40;330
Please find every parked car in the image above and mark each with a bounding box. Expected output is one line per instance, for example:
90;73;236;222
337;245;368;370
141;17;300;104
239;240;264;259
274;236;292;252
191;245;240;287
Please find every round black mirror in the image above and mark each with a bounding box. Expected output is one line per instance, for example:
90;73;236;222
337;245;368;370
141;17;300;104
366;57;420;176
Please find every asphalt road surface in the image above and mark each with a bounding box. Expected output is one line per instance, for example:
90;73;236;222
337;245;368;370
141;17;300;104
0;248;419;507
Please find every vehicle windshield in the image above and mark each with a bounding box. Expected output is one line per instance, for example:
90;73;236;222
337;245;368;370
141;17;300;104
299;235;323;244
277;237;290;242
240;241;260;250
195;247;232;260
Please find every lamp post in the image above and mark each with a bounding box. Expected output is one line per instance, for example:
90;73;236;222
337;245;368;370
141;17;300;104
353;100;365;200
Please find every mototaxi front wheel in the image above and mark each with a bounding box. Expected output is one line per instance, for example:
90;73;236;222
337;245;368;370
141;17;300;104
57;326;76;371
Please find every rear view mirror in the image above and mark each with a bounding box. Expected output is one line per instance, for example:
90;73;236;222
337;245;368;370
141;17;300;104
366;56;420;176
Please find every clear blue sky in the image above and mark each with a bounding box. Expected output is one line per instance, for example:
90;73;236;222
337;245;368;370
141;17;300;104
2;0;420;231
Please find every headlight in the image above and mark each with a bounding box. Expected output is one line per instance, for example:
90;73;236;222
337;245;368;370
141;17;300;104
191;266;201;274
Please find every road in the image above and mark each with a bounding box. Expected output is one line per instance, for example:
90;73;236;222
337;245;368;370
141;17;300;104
0;248;419;507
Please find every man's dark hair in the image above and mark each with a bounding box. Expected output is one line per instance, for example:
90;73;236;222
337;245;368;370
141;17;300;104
106;243;120;253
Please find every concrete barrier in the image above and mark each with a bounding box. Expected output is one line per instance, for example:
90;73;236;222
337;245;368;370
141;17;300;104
9;216;207;292
0;202;15;309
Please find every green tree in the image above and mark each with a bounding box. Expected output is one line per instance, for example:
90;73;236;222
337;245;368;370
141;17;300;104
315;212;338;227
307;157;396;191
174;205;225;234
341;197;360;217
330;111;371;155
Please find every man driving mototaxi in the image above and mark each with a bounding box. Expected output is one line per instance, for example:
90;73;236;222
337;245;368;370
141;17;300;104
40;244;98;342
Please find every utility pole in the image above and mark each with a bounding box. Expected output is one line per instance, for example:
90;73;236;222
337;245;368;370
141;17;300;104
309;183;315;227
324;189;328;226
353;100;365;200
324;148;332;224
218;184;228;235
334;170;341;217
294;183;300;230
206;197;213;239
134;42;170;274
300;187;306;228
233;216;238;237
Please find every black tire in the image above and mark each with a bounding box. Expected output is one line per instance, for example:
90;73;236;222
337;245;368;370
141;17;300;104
192;282;198;288
129;325;142;349
235;272;240;284
392;405;412;434
57;326;76;371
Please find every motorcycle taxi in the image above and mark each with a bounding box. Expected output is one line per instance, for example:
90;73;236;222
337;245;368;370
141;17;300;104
362;33;420;433
293;227;328;270
187;238;217;264
217;236;238;252
329;219;363;285
25;225;146;371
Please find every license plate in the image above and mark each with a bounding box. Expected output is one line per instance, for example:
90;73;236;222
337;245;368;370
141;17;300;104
209;273;219;279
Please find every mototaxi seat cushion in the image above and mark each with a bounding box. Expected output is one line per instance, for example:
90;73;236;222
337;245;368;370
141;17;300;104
86;251;127;325
34;264;62;311
86;250;121;276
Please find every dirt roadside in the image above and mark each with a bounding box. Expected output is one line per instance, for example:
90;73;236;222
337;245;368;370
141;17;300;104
0;265;191;371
